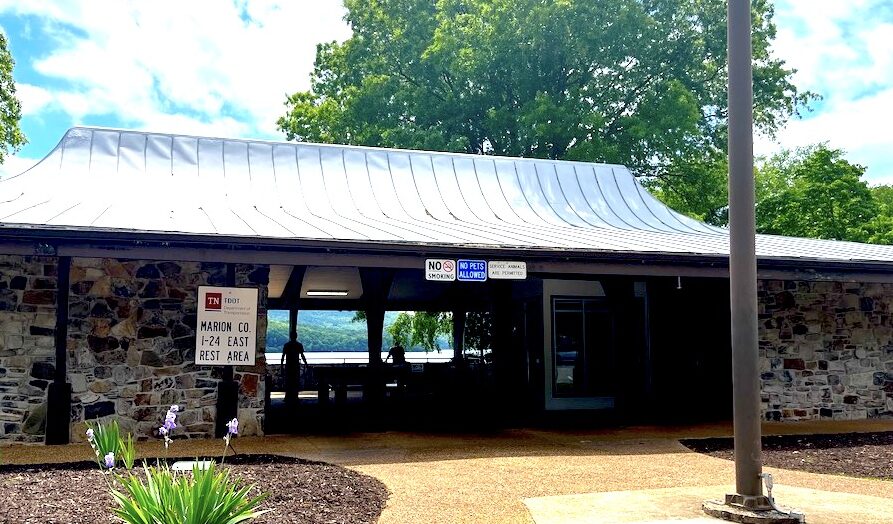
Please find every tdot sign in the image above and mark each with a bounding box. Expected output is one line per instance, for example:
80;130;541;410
425;259;456;281
196;286;258;366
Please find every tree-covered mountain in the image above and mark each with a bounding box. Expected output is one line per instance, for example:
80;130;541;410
266;310;448;353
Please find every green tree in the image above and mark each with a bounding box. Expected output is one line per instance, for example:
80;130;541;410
0;33;26;164
860;185;893;245
279;0;808;189
464;311;493;354
644;151;729;225
388;311;452;352
351;310;449;351
754;145;878;242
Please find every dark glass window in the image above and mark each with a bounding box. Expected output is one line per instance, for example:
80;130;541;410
552;298;615;398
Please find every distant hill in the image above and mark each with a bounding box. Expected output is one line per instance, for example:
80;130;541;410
266;310;446;353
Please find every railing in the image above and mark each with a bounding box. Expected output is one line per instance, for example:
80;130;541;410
266;351;455;366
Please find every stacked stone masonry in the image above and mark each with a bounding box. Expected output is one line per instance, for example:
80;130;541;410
760;280;893;421
66;258;269;442
0;254;269;443
0;255;58;442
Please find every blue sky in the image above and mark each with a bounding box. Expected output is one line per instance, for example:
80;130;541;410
2;0;893;185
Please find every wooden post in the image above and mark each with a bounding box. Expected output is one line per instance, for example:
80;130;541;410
45;255;71;445
215;264;239;438
490;281;512;412
359;268;395;365
359;268;394;408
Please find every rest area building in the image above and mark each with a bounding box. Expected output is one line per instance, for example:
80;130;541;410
1;127;892;443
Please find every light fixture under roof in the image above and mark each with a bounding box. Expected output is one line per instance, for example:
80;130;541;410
306;290;349;297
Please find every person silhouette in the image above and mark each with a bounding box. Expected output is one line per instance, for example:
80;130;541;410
385;344;408;395
385;344;406;365
281;329;307;409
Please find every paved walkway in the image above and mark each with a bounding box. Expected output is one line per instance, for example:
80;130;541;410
2;420;892;523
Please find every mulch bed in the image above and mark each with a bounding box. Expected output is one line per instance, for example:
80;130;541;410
0;454;387;524
681;431;893;480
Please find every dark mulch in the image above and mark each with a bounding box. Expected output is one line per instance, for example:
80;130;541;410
681;431;893;480
0;454;387;524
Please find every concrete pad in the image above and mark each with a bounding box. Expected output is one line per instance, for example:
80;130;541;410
524;485;893;524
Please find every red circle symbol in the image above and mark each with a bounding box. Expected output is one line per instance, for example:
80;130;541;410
443;260;454;272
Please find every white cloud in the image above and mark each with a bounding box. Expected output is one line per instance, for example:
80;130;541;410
758;1;893;183
0;154;39;180
15;83;53;115
2;1;351;138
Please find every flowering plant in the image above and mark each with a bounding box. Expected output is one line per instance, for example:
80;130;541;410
158;405;179;451
86;419;122;469
222;417;238;464
87;407;268;523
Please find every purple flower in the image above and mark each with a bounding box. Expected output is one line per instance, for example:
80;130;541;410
158;426;168;437
86;428;95;442
104;452;115;469
163;409;177;431
169;405;179;413
226;418;238;436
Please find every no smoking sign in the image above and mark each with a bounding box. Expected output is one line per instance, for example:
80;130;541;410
425;259;456;281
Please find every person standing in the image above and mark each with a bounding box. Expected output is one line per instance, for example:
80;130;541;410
282;329;307;410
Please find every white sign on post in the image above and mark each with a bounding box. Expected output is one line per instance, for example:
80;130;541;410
425;259;456;281
195;286;258;365
488;261;527;279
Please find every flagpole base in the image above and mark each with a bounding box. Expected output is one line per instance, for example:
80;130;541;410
703;498;804;524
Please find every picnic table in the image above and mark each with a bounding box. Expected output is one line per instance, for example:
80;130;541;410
313;364;410;405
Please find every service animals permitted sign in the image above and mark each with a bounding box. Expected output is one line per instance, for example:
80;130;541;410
488;261;527;280
196;286;258;365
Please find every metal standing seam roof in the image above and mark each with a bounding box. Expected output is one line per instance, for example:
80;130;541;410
1;126;893;265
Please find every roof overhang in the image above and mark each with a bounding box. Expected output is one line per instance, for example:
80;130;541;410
3;127;893;275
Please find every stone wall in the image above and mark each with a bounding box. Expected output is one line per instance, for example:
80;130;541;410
65;258;269;441
0;255;58;442
759;280;893;421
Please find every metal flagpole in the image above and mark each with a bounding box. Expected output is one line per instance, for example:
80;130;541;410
727;0;764;503
704;5;803;518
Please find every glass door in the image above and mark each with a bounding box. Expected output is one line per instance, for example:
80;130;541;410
552;298;615;398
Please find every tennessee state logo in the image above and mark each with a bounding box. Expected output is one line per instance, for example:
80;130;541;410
205;292;222;311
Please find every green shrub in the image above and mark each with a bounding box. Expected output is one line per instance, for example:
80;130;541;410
86;409;268;523
111;461;268;524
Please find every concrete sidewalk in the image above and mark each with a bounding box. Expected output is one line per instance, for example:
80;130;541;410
2;420;892;523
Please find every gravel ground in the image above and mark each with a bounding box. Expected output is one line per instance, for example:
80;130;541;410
681;431;893;480
0;454;387;524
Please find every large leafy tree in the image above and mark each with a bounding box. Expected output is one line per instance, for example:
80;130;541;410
754;145;878;242
864;186;893;245
387;311;452;352
0;33;26;164
279;0;808;188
